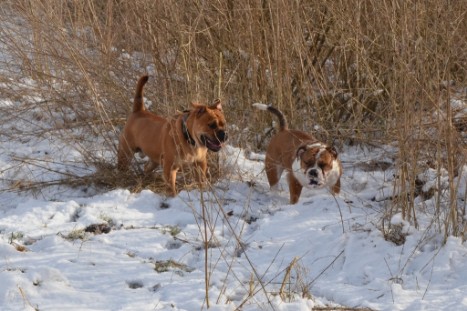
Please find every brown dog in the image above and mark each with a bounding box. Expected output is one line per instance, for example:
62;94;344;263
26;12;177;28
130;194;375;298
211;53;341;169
118;75;228;195
253;103;342;204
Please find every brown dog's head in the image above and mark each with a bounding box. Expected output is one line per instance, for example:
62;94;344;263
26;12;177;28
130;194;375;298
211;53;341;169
189;99;228;152
292;143;341;189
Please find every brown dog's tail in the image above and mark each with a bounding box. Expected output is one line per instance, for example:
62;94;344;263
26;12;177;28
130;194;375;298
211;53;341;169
133;75;149;112
252;103;288;131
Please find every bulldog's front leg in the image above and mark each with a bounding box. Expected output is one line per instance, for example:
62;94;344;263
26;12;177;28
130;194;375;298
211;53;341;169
332;177;341;194
288;173;303;205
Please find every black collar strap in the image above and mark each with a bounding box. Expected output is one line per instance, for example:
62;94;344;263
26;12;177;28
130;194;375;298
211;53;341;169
182;112;196;146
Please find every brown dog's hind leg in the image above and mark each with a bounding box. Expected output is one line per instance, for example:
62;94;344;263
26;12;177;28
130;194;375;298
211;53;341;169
117;138;134;171
144;161;159;174
288;174;303;204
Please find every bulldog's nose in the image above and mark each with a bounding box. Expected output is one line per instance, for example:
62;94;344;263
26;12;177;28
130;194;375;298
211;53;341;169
308;169;318;178
216;130;227;142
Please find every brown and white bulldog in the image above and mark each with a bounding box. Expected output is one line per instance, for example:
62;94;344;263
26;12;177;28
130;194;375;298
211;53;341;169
118;75;228;195
253;103;342;204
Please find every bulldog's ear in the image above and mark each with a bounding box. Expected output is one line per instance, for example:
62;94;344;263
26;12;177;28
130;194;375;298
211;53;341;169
209;98;222;111
327;146;338;158
296;145;307;158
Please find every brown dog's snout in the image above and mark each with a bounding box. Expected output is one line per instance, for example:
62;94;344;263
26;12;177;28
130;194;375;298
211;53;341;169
216;130;227;142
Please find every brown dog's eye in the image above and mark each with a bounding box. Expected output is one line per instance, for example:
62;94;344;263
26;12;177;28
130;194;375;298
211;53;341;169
209;122;217;129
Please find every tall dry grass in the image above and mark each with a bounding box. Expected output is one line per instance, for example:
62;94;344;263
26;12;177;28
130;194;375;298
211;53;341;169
0;1;466;236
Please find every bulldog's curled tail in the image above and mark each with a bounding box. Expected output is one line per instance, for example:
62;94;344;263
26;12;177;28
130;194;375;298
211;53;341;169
252;103;288;131
133;75;149;112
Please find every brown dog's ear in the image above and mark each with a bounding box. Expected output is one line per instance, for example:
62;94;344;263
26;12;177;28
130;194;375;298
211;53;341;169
209;98;222;111
196;106;206;116
191;102;201;109
190;102;207;116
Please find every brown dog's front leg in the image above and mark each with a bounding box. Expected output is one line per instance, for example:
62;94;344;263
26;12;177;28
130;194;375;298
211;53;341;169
163;160;179;196
194;160;208;189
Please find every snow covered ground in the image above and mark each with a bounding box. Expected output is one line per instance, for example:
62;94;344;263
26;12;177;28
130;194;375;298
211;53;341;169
1;126;467;311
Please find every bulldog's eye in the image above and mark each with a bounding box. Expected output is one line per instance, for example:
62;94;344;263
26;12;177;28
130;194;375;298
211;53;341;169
209;122;217;129
318;163;330;171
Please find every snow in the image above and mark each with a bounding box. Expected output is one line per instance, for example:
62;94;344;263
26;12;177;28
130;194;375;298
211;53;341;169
1;134;467;311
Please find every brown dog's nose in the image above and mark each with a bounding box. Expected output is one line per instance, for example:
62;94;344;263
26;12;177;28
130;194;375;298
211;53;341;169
216;130;227;142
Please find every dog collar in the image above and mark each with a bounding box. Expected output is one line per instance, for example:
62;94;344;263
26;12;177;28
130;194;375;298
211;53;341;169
182;112;196;146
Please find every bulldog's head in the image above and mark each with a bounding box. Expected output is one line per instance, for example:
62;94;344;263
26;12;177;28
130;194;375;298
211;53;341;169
292;143;341;189
190;99;228;152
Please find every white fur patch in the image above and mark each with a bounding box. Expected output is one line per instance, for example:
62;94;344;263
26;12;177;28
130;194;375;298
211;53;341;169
323;159;341;187
252;103;269;110
306;143;325;150
292;157;310;187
